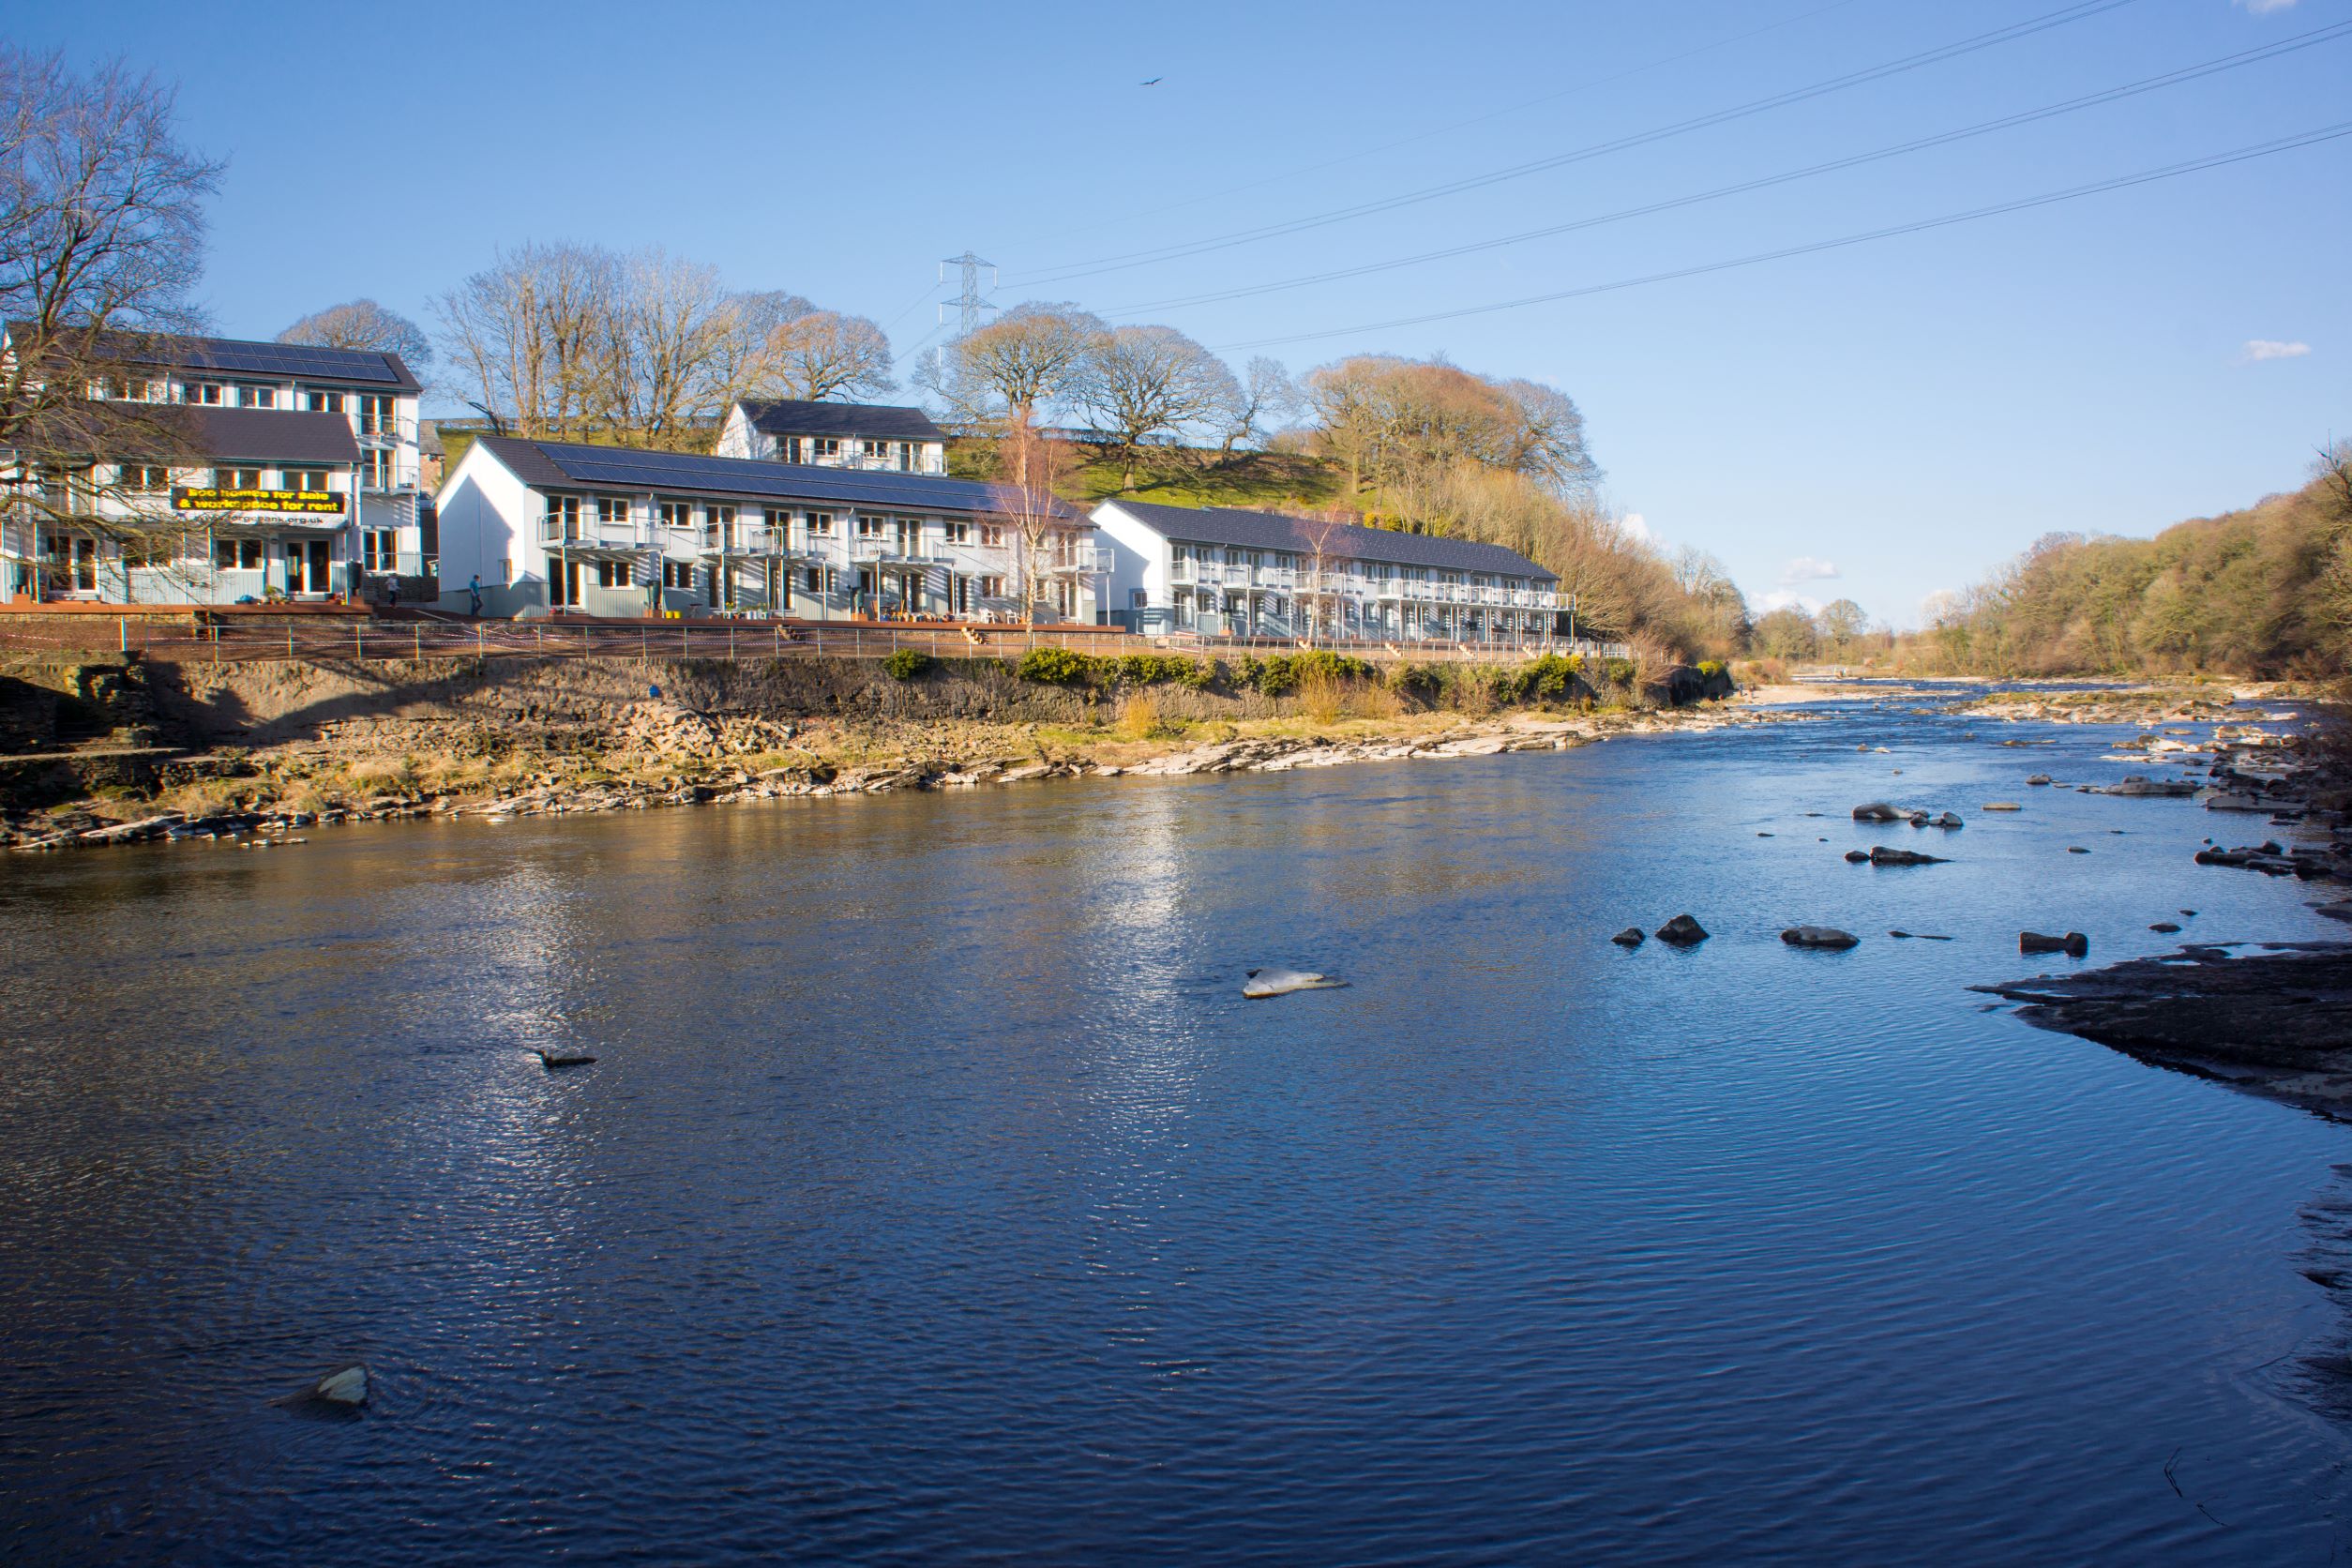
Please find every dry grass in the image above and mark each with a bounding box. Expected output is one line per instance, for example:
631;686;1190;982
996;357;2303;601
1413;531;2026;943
1116;690;1169;741
1298;671;1346;725
1346;680;1404;720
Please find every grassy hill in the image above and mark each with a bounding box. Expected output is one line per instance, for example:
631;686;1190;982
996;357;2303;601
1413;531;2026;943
946;439;1348;515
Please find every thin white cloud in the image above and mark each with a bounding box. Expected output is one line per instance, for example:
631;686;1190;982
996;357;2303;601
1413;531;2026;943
1757;590;1826;616
2234;0;2299;13
2240;339;2312;362
1778;555;1840;585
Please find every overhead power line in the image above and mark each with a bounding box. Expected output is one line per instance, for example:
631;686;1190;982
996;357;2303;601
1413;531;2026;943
1211;120;2352;352
1104;20;2352;319
1033;0;1870;245
1002;0;2141;290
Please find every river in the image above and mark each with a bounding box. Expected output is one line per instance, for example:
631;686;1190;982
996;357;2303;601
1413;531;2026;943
2;691;2346;1563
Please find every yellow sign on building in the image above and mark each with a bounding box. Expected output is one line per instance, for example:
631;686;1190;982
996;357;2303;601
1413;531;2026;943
171;487;344;515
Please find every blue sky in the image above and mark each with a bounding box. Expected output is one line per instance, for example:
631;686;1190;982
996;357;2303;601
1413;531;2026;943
13;0;2347;625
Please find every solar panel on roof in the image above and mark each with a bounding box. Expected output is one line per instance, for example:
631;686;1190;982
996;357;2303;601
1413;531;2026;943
541;445;1067;515
136;339;402;384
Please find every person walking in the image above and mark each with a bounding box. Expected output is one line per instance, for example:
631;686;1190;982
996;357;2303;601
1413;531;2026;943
468;574;483;617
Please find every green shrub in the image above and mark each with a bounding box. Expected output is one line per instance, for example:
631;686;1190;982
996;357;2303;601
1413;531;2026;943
1017;646;1096;686
1696;658;1726;678
1503;653;1581;702
882;649;934;681
1604;657;1638;685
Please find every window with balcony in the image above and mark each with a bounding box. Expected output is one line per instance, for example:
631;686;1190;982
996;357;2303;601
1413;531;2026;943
359;395;395;435
708;504;737;548
546;495;582;539
363;447;394;489
763;505;788;536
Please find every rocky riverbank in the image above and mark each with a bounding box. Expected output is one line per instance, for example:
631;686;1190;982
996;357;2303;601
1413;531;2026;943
0;651;1775;852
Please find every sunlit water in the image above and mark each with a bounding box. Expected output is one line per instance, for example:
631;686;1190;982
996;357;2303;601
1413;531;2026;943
3;692;2348;1564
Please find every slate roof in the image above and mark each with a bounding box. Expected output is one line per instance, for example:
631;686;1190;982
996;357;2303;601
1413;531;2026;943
4;322;421;392
469;436;1080;520
0;402;358;464
1099;500;1558;581
737;399;945;442
187;407;362;463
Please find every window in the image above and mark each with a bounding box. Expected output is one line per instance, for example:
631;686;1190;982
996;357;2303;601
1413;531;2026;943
979;576;1004;597
805;510;834;536
658;499;695;533
216;467;262;490
595;559;629;589
241;385;277;409
813;437;840;460
215;537;264;571
189;382;224;405
979;523;1004;548
121;464;171;492
662;560;695;590
897;442;914;472
855;515;886;539
805;566;822;591
942;520;970;545
762;505;788;536
358;395;394;435
362;529;396;571
363;447;394;489
546;495;582;538
305;390;345;414
283;468;328;493
598;495;631;528
782;437;804;463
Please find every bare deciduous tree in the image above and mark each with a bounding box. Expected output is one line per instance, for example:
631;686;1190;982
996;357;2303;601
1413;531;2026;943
0;49;222;595
277;299;430;368
432;241;616;437
1073;324;1238;490
994;410;1076;636
918;302;1103;425
764;309;896;402
1214;355;1296;459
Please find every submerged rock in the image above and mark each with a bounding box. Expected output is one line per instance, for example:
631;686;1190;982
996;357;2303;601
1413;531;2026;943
2104;776;2196;797
1983;802;2023;812
1243;967;1348;999
1653;914;1710;947
1781;926;1859;950
312;1364;369;1407
1844;850;1871;864
1868;846;1947;867
2019;930;2089;957
1890;930;1953;941
1609;927;1646;947
2028;774;2053;787
1851;802;1907;822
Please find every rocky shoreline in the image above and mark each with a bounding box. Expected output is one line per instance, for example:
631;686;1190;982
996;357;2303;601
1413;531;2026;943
6;698;1795;853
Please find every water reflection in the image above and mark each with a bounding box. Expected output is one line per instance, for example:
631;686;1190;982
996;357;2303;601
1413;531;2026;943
3;701;2350;1563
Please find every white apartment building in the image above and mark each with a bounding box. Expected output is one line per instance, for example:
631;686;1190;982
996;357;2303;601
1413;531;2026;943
713;399;948;475
1093;499;1564;644
435;436;1107;622
1;405;368;605
0;325;429;603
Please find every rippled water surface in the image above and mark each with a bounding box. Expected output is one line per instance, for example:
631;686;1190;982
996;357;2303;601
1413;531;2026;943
5;693;2349;1563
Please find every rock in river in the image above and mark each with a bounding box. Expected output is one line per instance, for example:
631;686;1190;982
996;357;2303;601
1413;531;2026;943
312;1364;369;1407
1610;927;1646;947
1654;914;1710;947
1782;926;1860;950
1243;967;1348;999
2019;930;2089;957
1868;846;1947;867
1852;802;1908;822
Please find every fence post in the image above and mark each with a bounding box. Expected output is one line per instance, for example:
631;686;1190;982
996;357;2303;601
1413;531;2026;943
729;624;735;661
354;621;363;660
582;623;589;658
641;626;647;660
414;624;421;661
288;623;294;658
119;616;127;653
475;622;483;657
